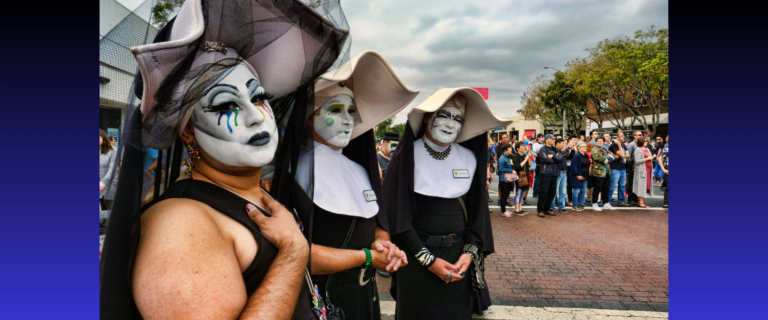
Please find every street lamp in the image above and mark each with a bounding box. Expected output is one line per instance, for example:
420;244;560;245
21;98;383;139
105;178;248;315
544;65;562;72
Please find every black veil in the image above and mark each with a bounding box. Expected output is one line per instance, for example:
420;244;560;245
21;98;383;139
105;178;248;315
382;121;493;255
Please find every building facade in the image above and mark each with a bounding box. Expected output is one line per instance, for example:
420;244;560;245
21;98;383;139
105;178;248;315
99;0;159;148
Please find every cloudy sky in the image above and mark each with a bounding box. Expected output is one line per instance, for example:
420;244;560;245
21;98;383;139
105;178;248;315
117;0;668;124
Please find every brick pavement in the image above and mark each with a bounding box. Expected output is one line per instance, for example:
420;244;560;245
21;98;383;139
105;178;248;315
376;208;668;312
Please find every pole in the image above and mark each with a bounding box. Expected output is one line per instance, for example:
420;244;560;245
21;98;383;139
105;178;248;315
563;107;566;137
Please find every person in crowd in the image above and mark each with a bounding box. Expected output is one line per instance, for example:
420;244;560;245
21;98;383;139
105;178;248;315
497;143;515;217
109;136;117;148
580;135;586;142
536;134;562;217
487;160;494;211
569;141;589;211
511;141;531;216
596;132;614;206
632;137;656;208
555;134;563;140
602;133;612;150
565;137;578;206
584;142;595;205
657;135;668;208
608;130;630;207
653;135;665;182
99;0;351;318
549;138;568;213
531;133;545;198
626;131;642;205
589;130;599;145
489;137;497;163
378;131;400;183
99;129;118;214
383;87;509;319
589;137;613;211
496;133;511;207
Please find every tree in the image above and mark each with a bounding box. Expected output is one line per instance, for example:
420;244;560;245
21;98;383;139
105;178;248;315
539;70;588;137
519;74;559;128
375;116;395;138
391;123;406;137
590;26;668;135
151;0;185;29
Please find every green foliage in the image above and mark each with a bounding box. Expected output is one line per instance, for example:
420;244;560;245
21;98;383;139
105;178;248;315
151;0;185;29
521;25;668;135
391;123;406;137
375;116;396;138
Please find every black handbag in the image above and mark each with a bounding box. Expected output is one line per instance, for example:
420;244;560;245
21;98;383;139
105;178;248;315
324;218;357;320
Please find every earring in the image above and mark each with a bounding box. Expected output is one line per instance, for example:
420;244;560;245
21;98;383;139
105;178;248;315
184;142;200;178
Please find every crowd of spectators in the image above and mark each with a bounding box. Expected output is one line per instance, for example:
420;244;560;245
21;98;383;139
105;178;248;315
487;129;669;217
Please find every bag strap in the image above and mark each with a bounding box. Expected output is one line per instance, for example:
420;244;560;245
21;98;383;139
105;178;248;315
457;196;468;223
325;217;357;310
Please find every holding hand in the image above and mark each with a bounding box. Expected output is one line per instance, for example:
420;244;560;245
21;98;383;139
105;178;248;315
372;240;408;272
428;258;463;284
548;154;553;159
100;181;106;192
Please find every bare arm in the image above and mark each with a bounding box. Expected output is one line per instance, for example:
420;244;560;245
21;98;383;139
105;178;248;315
239;241;307;320
133;200;248;320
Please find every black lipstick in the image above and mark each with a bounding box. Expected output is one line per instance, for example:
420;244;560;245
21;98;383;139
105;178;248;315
247;131;270;146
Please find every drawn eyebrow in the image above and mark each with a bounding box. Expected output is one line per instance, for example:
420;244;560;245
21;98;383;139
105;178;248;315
203;84;238;97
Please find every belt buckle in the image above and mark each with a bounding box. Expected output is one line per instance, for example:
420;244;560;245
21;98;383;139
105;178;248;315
447;234;457;247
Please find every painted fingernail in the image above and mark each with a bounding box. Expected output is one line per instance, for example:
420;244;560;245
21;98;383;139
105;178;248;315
246;203;257;212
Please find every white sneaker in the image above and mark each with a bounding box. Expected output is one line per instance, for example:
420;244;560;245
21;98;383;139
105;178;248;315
604;203;615;210
592;203;602;211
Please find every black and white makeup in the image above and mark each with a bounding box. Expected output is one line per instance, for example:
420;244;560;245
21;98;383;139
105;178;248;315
314;94;356;148
191;63;278;168
428;106;464;144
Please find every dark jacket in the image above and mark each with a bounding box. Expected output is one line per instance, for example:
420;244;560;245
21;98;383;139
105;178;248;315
536;145;562;175
568;152;587;189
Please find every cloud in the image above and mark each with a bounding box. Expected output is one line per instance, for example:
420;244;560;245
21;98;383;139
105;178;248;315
342;0;668;124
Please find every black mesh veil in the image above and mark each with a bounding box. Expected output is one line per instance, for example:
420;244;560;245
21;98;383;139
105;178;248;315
99;0;351;318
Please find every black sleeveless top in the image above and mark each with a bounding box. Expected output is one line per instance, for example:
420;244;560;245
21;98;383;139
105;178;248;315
138;179;316;320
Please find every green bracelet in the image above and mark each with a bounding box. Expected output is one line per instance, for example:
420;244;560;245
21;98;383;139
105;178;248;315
362;248;372;269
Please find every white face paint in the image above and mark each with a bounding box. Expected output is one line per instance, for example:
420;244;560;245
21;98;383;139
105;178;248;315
428;106;464;144
387;141;398;153
313;94;356;148
191;64;278;168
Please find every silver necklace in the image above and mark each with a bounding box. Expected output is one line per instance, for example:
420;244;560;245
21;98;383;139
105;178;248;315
424;141;451;160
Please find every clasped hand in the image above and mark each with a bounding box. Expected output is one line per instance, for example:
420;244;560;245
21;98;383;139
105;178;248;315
428;254;472;284
371;240;408;272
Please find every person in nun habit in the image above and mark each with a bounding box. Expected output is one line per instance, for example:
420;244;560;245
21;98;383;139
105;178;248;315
382;88;513;319
98;0;349;319
294;51;419;320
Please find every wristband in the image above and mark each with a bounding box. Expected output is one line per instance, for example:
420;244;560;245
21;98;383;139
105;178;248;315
361;248;372;269
415;247;436;268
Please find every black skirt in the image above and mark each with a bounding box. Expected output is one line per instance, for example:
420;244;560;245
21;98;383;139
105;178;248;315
310;205;380;320
393;194;472;320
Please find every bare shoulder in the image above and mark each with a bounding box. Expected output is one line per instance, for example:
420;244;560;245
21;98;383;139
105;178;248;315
133;198;246;319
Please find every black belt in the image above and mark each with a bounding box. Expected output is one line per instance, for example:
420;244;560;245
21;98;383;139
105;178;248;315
416;230;463;248
311;267;376;285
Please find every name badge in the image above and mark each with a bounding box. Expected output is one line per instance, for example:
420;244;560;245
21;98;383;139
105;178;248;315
453;169;470;179
363;190;377;202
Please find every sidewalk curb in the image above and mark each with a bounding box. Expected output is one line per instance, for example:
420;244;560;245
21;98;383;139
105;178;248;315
379;301;669;319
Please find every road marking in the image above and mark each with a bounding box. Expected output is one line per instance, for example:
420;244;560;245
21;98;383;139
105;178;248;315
488;205;666;211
